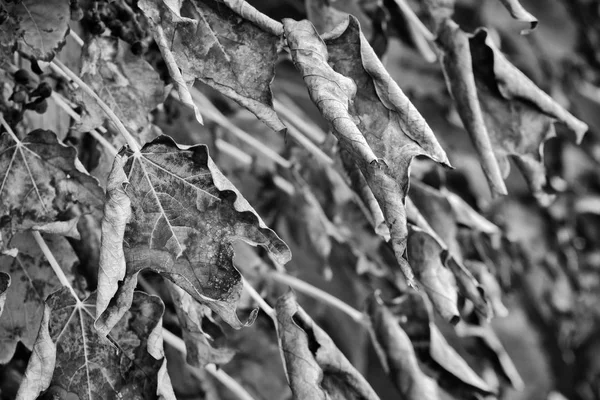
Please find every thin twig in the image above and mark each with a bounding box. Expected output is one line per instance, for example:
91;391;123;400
49;59;141;153
32;231;81;303
242;277;276;320
215;138;253;165
162;329;257;400
268;270;367;324
273;96;326;143
393;0;436;42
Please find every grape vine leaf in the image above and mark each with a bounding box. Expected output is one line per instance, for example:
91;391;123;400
0;0;70;61
138;0;285;133
283;16;450;285
0;232;79;364
438;22;588;203
366;293;439;400
275;291;380;400
76;37;164;136
16;289;176;400
0;129;104;239
390;291;494;397
168;283;235;367
96;135;291;336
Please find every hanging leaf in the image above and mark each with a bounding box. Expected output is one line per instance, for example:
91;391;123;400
275;291;380;400
283;16;450;284
168;283;235;368
16;289;176;400
0;232;79;363
0;271;9;317
96;135;290;335
440;25;587;203
366;293;439;400
390;291;494;397
75;37;164;136
496;0;538;33
0;129;104;238
0;0;70;61
138;0;285;133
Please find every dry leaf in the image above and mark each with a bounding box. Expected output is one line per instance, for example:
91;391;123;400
96;135;290;335
16;289;176;400
497;0;538;33
0;271;9;317
276;291;380;400
284;16;450;284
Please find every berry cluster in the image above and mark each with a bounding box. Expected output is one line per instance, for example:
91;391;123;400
4;69;53;124
81;0;147;55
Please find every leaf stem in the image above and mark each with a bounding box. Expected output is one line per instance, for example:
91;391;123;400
268;270;367;324
242;277;276;320
162;329;257;400
49;59;141;153
31;231;80;303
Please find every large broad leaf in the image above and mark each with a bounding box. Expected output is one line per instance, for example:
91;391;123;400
0;233;79;364
275;291;380;400
283;16;450;285
0;129;104;238
167;283;235;367
76;37;164;136
366;293;439;400
438;22;588;203
138;0;285;133
96;135;290;335
16;289;176;400
390;291;494;398
0;0;70;61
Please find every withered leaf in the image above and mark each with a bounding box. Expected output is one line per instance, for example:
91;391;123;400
96;135;290;335
391;291;494;397
284;16;449;284
0;272;9;317
442;25;588;203
168;283;235;368
407;225;460;323
0;232;79;364
0;129;104;237
16;289;176;400
366;293;439;400
276;291;380;400
497;0;538;33
139;0;285;133
0;0;70;61
76;37;164;136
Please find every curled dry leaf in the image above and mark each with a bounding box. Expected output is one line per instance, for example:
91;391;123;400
139;0;285;133
96;135;290;335
496;0;538;33
168;283;235;368
284;16;450;284
366;293;439;400
0;0;70;61
16;289;176;400
76;37;164;136
464;260;508;318
0;232;79;363
275;291;380;400
0;129;104;239
439;23;587;203
407;225;460;323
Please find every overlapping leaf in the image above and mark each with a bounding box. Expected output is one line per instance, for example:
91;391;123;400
139;0;285;132
16;289;176;400
437;20;588;203
0;0;70;61
76;37;164;136
0;129;104;238
168;283;235;367
366;293;439;399
390;291;494;398
0;232;79;363
276;291;380;400
96;135;290;335
283;16;450;285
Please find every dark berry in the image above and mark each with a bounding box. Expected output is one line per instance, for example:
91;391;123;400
71;6;84;22
131;41;144;56
30;82;53;99
25;98;48;114
14;69;31;85
90;21;106;35
10;89;27;103
30;60;43;75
